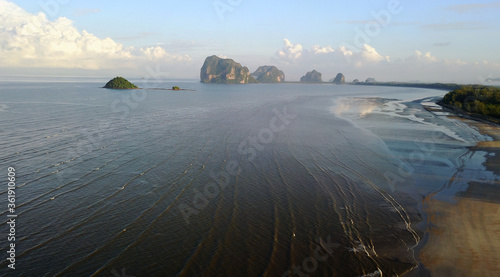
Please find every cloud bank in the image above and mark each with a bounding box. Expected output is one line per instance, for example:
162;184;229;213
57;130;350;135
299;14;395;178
0;0;191;71
272;38;500;83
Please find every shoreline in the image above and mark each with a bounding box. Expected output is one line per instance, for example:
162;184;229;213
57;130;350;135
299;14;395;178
417;98;500;276
431;101;500;147
436;101;500;124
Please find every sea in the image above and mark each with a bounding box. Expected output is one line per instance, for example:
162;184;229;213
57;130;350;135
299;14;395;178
0;79;499;276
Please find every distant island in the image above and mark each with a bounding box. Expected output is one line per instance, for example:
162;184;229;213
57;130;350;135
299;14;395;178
200;55;257;84
300;70;323;83
252;66;285;83
332;73;346;85
200;56;288;84
196;56;500;98
103;77;138;89
102;77;195;91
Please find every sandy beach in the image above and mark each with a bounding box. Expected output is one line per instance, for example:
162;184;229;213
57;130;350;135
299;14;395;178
420;112;500;276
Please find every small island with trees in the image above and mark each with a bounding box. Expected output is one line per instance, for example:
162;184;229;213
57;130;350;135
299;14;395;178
102;77;194;91
103;77;139;89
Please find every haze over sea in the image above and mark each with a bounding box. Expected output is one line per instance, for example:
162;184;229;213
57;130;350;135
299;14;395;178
1;79;499;276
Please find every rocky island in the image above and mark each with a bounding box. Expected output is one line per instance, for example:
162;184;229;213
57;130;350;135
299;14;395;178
252;66;285;83
300;70;322;83
332;73;346;84
103;77;138;89
200;55;257;84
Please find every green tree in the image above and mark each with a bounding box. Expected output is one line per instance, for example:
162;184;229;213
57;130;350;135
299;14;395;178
440;85;500;119
104;77;138;89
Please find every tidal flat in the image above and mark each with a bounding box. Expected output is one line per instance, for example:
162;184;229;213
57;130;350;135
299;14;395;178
0;81;498;276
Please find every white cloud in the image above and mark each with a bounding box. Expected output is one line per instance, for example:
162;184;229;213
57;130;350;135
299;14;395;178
276;39;338;61
275;39;389;68
272;38;500;83
337;44;390;68
338;46;353;57
311;45;334;54
406;50;438;63
358;44;388;63
139;46;191;62
273;39;394;80
0;0;191;70
276;38;303;61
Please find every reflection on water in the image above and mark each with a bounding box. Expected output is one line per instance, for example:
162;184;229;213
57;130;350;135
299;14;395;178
331;97;379;118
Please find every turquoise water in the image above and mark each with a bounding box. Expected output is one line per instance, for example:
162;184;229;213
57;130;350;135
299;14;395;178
0;80;496;276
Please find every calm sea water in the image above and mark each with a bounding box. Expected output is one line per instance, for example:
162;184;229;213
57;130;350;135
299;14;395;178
0;80;497;276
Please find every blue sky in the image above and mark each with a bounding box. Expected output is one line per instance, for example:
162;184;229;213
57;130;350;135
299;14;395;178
1;0;500;82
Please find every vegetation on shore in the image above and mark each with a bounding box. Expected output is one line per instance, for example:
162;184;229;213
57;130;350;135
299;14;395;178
439;85;500;119
350;80;500;120
103;77;138;89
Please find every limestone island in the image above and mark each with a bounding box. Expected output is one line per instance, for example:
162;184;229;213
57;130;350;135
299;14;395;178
365;77;377;83
200;55;257;84
300;70;323;83
252;66;285;83
103;77;138;89
332;73;346;85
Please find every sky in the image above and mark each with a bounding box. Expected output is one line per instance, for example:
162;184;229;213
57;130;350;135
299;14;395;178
0;0;499;83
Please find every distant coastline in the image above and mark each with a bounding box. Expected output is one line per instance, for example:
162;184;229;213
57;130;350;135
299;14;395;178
256;80;483;91
350;81;463;91
277;81;462;90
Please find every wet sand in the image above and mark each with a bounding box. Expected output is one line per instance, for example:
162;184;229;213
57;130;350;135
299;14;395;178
421;196;500;276
340;97;500;276
420;113;500;276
